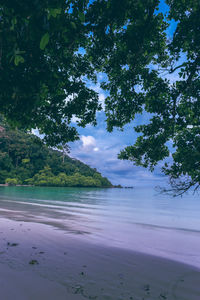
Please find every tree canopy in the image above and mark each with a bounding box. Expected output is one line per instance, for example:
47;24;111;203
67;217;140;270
0;0;199;195
0;119;112;187
0;0;101;145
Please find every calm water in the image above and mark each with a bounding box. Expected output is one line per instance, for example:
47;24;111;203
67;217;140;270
0;186;200;266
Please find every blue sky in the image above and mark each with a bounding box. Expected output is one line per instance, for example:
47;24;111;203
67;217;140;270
69;110;167;187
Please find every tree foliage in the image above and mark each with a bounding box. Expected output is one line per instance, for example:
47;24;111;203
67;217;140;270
0;0;199;194
0;121;112;187
86;0;200;195
0;0;100;146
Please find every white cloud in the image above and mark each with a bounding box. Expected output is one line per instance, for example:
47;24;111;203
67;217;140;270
80;135;99;152
81;135;95;147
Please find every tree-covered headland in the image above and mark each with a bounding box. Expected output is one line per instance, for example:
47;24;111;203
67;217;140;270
0;1;199;195
0;120;112;187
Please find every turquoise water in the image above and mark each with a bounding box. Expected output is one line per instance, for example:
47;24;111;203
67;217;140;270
0;186;200;266
0;186;199;230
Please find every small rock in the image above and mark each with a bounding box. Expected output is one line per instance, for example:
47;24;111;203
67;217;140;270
80;271;85;276
29;259;39;265
144;284;150;291
7;242;18;247
159;293;167;299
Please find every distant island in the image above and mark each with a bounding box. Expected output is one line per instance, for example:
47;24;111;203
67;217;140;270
0;118;113;188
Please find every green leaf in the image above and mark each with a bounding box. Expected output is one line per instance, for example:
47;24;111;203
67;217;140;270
10;17;17;30
40;33;50;50
78;12;85;23
70;22;76;30
14;55;24;66
50;8;61;18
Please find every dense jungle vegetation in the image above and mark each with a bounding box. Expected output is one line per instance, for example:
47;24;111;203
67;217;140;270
0;120;112;188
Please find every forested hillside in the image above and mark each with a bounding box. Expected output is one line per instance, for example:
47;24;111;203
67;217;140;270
0;120;112;188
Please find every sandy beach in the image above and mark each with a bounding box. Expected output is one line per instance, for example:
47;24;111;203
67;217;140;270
0;217;199;300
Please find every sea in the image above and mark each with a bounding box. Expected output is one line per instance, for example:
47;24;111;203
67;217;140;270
0;186;200;268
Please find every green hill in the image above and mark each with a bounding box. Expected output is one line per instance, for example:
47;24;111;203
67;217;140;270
0;119;112;188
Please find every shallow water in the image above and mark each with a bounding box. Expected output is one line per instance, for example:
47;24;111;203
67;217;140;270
0;186;200;267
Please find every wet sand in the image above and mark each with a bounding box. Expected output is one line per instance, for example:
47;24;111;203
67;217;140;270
0;218;199;300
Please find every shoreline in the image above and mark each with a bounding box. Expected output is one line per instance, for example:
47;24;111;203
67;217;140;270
0;187;200;270
0;217;199;300
0;184;120;188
